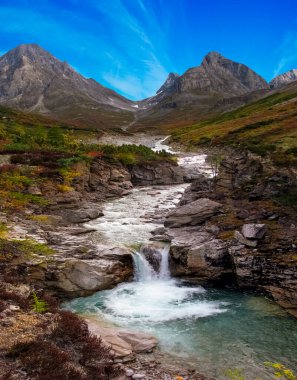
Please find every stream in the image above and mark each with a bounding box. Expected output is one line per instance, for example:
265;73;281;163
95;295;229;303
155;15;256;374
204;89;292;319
65;137;297;379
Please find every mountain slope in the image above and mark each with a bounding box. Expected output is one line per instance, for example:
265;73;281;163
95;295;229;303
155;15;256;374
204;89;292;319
0;44;134;130
171;81;297;167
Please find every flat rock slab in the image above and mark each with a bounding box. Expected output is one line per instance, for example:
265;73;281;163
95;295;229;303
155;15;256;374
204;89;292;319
165;198;222;227
117;330;158;353
87;322;158;358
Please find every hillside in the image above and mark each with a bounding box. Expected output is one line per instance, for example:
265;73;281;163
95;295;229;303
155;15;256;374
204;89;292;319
171;81;297;167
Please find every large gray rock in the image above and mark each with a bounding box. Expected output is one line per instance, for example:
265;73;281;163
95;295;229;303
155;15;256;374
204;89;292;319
154;226;233;284
52;246;133;296
242;224;267;239
170;235;233;284
62;208;103;224
165;198;222;227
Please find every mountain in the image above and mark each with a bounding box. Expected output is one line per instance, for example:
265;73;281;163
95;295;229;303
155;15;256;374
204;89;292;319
270;69;297;88
0;44;134;130
133;52;270;132
179;51;268;94
1;45;285;134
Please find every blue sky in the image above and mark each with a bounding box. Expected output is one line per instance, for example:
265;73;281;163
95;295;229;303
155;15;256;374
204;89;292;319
0;0;297;100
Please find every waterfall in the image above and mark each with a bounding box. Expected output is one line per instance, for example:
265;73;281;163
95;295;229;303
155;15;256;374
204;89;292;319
159;244;170;280
132;244;171;282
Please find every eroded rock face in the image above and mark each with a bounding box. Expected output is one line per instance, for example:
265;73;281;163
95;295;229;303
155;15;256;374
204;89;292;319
229;245;297;318
216;152;263;192
165;198;222;228
179;175;211;205
129;162;183;186
249;172;293;200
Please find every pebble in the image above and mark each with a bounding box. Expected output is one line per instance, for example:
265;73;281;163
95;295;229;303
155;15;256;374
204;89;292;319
9;305;20;312
125;369;134;377
132;374;146;379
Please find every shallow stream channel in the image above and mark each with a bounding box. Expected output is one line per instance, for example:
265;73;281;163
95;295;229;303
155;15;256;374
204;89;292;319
64;137;297;379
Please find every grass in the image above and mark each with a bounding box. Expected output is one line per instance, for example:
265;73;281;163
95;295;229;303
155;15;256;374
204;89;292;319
274;182;297;209
0;238;53;262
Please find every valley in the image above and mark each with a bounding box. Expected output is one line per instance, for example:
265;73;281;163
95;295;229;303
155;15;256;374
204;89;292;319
0;43;296;380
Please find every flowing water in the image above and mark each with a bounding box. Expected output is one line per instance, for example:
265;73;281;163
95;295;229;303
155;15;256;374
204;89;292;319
65;140;297;379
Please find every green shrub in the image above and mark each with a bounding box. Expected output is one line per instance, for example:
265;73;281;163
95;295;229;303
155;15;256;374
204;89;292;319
32;292;48;313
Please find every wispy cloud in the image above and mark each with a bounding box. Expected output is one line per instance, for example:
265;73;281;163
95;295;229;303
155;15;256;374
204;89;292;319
273;32;297;78
104;53;168;99
86;0;171;98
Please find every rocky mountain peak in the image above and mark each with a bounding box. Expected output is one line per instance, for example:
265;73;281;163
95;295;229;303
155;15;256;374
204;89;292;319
180;51;269;95
157;72;180;94
270;69;297;88
202;51;224;64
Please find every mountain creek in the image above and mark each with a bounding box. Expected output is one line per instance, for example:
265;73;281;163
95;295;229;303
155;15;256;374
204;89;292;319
2;134;296;380
56;136;297;380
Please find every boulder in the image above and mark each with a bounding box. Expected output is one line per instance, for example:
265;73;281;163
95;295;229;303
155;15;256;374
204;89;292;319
51;247;133;296
234;230;258;247
62;208;103;223
170;237;233;284
165;198;222;228
242;223;267;240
